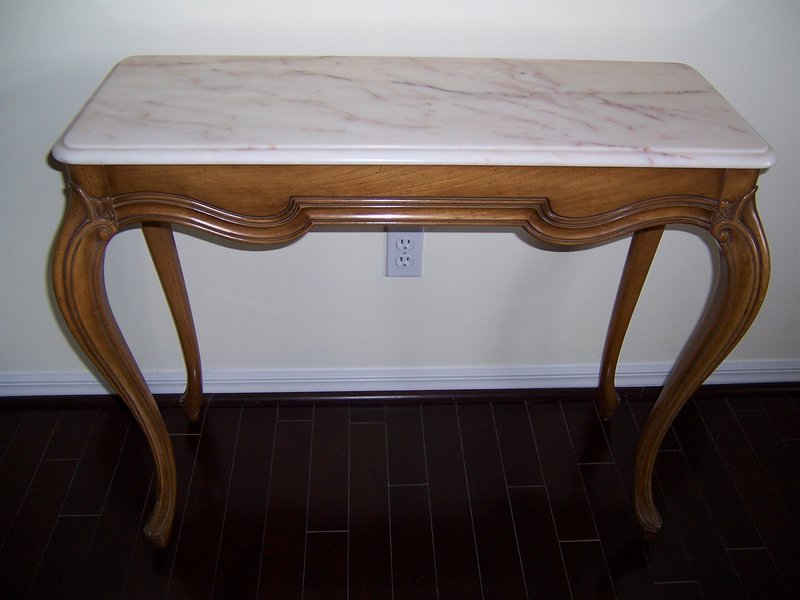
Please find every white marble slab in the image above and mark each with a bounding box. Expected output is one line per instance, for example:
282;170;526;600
52;56;776;168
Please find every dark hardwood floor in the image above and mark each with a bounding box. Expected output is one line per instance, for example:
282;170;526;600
0;385;798;599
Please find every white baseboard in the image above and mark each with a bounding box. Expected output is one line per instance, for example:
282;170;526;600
2;359;799;397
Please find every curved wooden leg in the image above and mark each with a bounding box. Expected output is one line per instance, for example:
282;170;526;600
52;186;177;548
599;226;664;419
142;223;203;422
633;185;769;535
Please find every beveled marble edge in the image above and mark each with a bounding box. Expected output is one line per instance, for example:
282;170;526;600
51;143;777;169
52;56;777;169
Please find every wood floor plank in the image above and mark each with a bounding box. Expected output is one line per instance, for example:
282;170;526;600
78;424;153;599
213;404;277;599
4;387;798;599
61;407;131;516
560;540;615;600
561;399;614;464
303;532;348;600
390;484;438;598
421;403;483;599
457;402;527;599
526;402;597;541
671;399;762;548
28;515;97;600
694;396;800;597
349;422;392;599
387;403;427;485
0;410;60;544
762;395;800;440
277;404;314;421
654;581;705;600
0;458;77;599
508;486;571;600
655;450;746;599
350;403;386;423
728;547;792;600
44;408;96;460
728;393;764;412
258;419;313;599
580;462;658;599
492;401;543;487
307;404;350;532
735;409;800;531
0;410;22;460
167;407;241;599
788;439;800;465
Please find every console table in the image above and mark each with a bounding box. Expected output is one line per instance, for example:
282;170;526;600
51;56;775;548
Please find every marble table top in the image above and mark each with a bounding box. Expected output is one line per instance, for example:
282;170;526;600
52;56;776;168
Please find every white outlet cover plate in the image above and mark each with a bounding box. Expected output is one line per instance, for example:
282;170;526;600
386;229;423;277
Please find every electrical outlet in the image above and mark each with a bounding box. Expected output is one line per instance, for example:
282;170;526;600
386;228;423;276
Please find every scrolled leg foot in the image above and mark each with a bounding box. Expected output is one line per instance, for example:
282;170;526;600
144;500;175;549
633;460;663;536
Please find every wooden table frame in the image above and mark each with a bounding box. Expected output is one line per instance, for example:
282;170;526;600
52;162;769;548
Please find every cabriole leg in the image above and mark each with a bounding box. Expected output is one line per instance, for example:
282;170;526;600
599;226;665;419
52;184;177;548
142;223;203;422
633;184;769;535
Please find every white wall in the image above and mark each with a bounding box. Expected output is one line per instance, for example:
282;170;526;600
1;0;799;395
